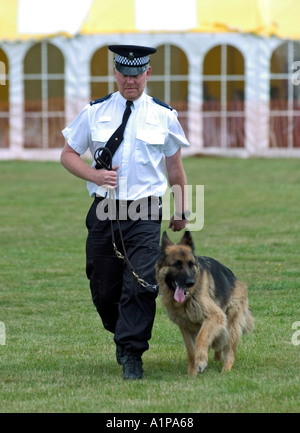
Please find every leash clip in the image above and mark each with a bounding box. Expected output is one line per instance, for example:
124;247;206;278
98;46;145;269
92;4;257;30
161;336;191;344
133;271;158;291
113;243;125;260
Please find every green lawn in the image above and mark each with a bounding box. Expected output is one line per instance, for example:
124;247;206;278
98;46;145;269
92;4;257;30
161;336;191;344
0;158;299;413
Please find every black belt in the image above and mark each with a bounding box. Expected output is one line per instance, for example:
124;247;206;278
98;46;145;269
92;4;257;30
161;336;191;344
94;195;161;206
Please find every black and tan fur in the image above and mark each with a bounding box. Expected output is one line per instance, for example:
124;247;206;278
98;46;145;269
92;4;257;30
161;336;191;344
155;230;254;376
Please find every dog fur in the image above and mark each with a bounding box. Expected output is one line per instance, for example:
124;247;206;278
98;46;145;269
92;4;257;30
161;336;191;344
155;230;254;376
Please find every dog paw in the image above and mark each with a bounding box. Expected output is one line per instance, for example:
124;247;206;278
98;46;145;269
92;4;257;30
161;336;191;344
222;351;235;372
195;358;208;373
222;360;234;372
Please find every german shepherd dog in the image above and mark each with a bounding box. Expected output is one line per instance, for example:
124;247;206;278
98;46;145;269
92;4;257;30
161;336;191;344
155;231;254;376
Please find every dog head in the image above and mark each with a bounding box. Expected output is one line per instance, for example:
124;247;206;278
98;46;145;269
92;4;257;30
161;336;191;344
156;230;198;303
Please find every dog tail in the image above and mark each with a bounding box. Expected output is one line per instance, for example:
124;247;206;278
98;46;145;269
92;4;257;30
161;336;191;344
243;305;255;335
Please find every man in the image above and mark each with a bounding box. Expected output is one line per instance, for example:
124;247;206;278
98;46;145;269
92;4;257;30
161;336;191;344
61;45;190;380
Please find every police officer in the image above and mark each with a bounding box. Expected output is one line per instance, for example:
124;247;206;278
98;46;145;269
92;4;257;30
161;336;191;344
61;45;190;380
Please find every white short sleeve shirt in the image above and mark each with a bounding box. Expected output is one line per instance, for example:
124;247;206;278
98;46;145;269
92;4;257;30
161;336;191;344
62;91;189;199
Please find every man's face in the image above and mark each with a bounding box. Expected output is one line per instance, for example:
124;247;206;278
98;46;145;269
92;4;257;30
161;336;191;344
113;66;152;101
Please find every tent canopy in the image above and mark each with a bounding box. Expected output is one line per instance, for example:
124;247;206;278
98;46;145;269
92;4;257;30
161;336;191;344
1;0;300;42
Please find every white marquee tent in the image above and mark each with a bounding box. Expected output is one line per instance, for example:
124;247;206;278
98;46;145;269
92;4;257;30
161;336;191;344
1;0;300;159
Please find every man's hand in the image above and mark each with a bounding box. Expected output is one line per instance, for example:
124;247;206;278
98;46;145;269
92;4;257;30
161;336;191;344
169;215;188;232
93;166;118;189
61;144;118;188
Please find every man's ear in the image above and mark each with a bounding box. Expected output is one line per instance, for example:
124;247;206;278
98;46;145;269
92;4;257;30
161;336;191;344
146;65;152;80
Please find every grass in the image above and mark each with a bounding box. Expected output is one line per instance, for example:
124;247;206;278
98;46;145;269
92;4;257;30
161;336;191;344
0;158;299;413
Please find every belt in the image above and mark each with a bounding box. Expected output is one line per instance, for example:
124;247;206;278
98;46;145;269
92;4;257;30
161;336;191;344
94;195;161;206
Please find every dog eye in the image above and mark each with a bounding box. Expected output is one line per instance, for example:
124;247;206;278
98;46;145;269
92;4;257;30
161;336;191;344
172;260;182;269
188;260;195;268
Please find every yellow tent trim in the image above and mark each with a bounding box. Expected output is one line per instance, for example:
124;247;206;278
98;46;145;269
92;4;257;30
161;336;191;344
1;0;300;41
80;0;136;35
0;0;19;41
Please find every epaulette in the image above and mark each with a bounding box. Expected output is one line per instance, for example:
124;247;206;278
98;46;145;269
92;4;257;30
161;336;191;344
152;97;173;111
90;93;112;106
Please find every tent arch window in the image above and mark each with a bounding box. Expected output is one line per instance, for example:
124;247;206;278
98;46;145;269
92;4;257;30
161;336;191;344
90;46;117;99
203;44;245;148
147;44;189;136
0;48;9;148
269;41;300;148
24;41;65;149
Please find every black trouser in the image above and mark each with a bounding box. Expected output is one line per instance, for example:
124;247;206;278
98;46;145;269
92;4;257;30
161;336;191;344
85;196;161;357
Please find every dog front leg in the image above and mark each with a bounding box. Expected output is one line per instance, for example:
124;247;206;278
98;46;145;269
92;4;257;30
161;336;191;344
179;326;197;376
195;311;227;373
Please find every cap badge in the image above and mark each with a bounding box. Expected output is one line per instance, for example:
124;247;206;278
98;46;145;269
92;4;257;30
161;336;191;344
128;52;135;61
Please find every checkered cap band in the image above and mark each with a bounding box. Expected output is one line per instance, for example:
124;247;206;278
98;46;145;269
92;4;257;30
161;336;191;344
115;53;150;67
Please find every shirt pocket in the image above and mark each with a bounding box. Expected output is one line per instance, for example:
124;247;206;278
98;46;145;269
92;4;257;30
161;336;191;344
91;129;115;145
136;128;165;167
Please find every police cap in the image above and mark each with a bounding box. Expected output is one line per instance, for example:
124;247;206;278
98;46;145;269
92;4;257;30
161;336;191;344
108;45;157;76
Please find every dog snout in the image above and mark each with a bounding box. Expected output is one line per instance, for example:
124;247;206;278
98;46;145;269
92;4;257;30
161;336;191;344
186;276;195;288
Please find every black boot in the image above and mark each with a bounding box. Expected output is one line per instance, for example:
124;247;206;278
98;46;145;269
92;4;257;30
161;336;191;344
116;344;125;365
122;353;144;380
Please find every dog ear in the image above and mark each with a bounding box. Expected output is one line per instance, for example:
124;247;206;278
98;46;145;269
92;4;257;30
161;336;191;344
161;231;173;249
156;231;173;269
178;230;195;251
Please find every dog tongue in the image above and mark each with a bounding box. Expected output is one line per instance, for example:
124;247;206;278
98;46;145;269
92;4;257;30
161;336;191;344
174;286;186;303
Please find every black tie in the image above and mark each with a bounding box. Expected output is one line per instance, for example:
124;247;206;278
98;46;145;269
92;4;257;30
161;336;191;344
95;100;133;169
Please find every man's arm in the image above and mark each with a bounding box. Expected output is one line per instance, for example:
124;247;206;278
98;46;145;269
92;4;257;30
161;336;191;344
165;148;189;232
60;144;118;189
